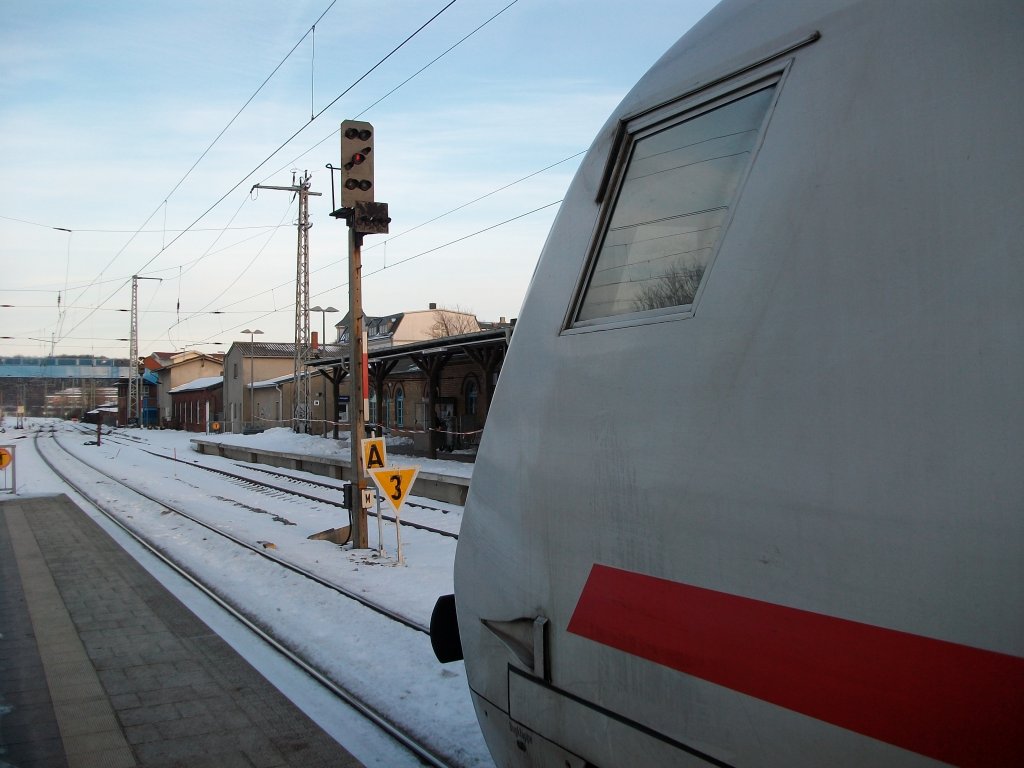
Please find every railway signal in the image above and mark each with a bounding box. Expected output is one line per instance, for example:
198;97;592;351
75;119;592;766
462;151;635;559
329;119;392;549
340;120;374;207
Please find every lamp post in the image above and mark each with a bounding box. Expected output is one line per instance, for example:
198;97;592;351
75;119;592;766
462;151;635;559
309;305;339;346
309;306;338;436
241;329;263;431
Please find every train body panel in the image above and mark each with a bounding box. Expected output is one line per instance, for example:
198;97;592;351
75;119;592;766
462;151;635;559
452;1;1023;766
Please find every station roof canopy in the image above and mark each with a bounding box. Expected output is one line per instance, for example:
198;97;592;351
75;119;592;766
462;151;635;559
304;327;511;371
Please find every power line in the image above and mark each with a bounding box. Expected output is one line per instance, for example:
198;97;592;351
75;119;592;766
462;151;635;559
2;305;263;314
12;1;544;357
365;150;583;251
7;148;577;358
362;200;562;277
168;200;297;337
209;150;583;314
57;1;462;348
186;198;562;346
0;215;294;233
54;0;343;316
164;1;340;205
262;1;518;185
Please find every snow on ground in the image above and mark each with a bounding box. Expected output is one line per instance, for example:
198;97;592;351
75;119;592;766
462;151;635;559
1;419;492;768
205;425;475;479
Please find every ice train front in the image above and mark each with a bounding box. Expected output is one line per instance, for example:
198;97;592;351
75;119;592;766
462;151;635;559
441;1;1024;766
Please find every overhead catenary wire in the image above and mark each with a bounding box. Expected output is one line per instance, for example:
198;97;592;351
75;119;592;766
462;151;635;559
0;215;299;233
3;151;576;355
56;1;461;349
167;198;297;338
262;0;520;184
7;1;571;358
5;1;523;358
208;150;583;316
188;198;562;346
57;0;342;307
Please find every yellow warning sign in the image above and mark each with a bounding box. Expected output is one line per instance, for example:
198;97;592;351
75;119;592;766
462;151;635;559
361;437;386;471
0;447;11;470
369;466;420;513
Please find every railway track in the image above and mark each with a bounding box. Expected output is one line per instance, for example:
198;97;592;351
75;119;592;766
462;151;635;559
142;449;460;540
68;422;461;538
32;426;464;768
237;463;460;516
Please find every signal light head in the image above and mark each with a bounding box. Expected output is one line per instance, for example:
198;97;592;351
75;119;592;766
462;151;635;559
344;127;372;141
340;119;374;206
344;178;374;191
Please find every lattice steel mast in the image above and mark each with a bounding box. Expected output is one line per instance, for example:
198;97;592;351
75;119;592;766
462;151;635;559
251;171;321;432
127;275;161;425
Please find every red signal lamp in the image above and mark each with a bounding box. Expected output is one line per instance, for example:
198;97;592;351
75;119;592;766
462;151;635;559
343;148;371;171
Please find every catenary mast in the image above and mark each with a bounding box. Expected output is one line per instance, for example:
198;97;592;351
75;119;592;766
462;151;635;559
251;171;321;432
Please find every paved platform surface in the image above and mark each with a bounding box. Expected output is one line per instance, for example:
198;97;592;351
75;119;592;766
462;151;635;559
0;493;363;768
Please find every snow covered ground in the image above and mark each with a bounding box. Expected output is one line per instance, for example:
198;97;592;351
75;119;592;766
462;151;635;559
1;419;492;768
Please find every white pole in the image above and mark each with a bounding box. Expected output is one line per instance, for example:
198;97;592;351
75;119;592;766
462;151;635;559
395;489;404;565
376;493;385;557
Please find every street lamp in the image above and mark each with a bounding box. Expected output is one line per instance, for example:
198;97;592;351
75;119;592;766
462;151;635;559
241;329;263;431
309;306;338;437
309;306;339;347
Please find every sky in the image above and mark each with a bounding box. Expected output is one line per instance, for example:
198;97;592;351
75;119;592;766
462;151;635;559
1;0;717;359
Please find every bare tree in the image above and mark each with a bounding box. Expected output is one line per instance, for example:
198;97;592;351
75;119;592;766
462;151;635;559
633;263;705;312
430;305;481;338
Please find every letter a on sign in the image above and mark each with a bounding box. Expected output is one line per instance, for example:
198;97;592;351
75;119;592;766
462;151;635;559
369;466;420;513
361;437;386;471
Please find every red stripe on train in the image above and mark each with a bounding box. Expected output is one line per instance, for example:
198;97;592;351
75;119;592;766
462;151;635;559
567;564;1024;767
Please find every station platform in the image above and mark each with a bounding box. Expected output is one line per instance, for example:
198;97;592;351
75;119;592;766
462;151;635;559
0;494;363;768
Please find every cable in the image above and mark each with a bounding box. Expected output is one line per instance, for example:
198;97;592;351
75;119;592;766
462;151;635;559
210;150;583;315
57;1;462;348
187;198;561;345
1;305;268;314
365;150;583;251
52;0;342;336
169;199;296;335
165;0;338;205
262;1;519;186
6;155;571;357
0;218;299;233
361;200;561;277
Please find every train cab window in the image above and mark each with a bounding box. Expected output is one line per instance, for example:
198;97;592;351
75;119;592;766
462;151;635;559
574;82;777;326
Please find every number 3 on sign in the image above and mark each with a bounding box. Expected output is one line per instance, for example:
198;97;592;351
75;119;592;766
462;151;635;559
369;466;420;513
388;473;402;501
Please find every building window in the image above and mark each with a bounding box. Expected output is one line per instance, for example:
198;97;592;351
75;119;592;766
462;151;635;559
466;378;479;417
233;362;238;379
395;387;405;427
574;81;777;326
